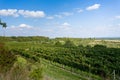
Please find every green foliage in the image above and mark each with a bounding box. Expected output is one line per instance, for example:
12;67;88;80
63;40;75;48
55;41;62;47
16;56;27;67
0;19;7;28
31;44;120;79
8;57;30;80
30;67;43;80
0;36;49;42
94;44;107;48
0;55;43;80
0;41;43;80
0;42;16;73
1;37;120;80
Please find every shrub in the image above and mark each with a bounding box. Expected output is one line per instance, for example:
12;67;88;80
30;67;43;80
0;42;16;73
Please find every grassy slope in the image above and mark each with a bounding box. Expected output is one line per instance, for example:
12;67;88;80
42;61;83;80
41;59;102;80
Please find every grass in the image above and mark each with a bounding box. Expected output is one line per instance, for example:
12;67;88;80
41;58;102;80
43;61;86;80
5;39;120;50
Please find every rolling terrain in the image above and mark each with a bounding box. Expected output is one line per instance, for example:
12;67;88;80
0;36;120;80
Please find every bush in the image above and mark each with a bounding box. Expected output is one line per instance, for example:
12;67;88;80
0;56;43;80
30;67;43;80
0;42;16;73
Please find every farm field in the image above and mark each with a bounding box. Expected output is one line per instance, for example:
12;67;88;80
1;0;120;80
0;36;120;80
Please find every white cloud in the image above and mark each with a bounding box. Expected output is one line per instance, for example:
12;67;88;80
18;24;32;28
5;24;56;36
115;16;120;19
46;16;54;19
60;22;71;30
62;22;71;26
71;24;120;38
5;24;36;36
8;24;33;29
0;9;19;17
18;10;45;18
0;9;45;18
86;4;101;11
4;23;120;37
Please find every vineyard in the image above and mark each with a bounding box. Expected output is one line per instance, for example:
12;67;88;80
0;36;120;80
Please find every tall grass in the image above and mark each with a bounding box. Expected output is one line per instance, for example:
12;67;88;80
0;42;43;80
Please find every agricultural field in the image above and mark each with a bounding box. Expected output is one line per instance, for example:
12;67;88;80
0;36;120;80
1;0;120;80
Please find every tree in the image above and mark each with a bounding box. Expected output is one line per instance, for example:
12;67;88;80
0;19;7;36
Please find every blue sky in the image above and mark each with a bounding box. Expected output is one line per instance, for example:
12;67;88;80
0;0;120;38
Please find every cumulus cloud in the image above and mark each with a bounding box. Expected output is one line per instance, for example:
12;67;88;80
9;24;33;30
0;9;45;18
18;10;45;18
6;24;35;36
4;23;120;37
62;22;71;26
86;4;101;11
18;24;32;28
0;9;19;17
60;22;71;30
5;24;56;36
